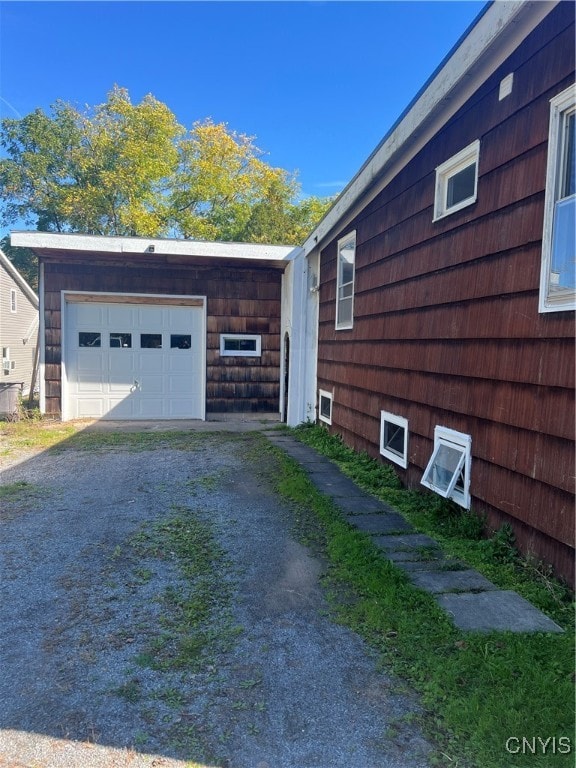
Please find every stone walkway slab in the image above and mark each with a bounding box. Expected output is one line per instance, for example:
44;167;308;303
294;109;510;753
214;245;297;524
436;591;564;633
347;512;413;535
407;569;496;594
373;533;441;551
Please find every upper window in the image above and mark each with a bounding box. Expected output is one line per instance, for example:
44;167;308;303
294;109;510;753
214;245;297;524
318;389;333;425
336;231;356;330
10;289;17;313
433;140;480;221
539;84;576;313
421;426;471;509
220;334;261;357
380;411;408;469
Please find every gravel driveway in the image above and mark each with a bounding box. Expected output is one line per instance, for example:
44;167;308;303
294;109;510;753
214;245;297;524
0;428;430;768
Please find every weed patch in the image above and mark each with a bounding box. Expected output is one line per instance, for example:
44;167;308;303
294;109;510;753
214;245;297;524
129;505;240;673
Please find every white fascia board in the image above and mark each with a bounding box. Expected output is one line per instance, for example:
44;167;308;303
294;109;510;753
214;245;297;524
302;0;558;255
0;248;39;307
10;231;301;264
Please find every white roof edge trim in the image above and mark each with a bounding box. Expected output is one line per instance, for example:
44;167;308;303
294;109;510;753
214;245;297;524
10;231;301;262
302;0;558;254
0;248;39;307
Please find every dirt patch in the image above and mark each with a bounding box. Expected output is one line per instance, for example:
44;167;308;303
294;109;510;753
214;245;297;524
0;431;430;767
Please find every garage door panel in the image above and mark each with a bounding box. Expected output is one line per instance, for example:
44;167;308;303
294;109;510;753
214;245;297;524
65;299;205;420
77;399;104;417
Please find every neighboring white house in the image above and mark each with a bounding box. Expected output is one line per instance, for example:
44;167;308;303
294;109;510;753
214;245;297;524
0;248;39;399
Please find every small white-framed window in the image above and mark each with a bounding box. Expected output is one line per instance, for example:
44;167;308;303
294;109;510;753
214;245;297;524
421;426;472;509
380;411;408;469
318;389;333;425
10;289;17;313
433;140;480;221
220;334;261;357
539;84;576;313
336;231;356;330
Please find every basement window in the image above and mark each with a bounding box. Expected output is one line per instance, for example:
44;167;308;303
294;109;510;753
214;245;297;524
421;426;471;509
380;411;408;469
318;389;333;425
220;334;261;357
433;140;479;220
539;84;576;313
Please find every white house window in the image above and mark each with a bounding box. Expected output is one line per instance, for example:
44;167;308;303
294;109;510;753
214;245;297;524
539;84;576;313
220;334;261;357
318;389;333;425
421;426;472;509
380;411;408;469
336;231;356;330
10;289;17;313
433;140;480;220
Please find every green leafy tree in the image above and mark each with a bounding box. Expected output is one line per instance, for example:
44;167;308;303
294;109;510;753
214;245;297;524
0;87;331;245
0;86;183;237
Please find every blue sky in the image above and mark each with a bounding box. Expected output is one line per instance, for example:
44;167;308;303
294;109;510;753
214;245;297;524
0;0;486;232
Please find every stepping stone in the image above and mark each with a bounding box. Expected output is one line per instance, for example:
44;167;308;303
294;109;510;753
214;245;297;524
348;512;413;535
334;495;392;514
407;568;496;593
436;590;564;633
394;559;465;572
308;474;364;496
373;533;440;551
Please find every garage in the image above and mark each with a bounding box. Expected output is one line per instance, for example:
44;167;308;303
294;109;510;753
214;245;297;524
63;295;206;420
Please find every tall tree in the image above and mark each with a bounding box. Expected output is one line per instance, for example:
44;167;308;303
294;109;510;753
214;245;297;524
0;86;183;237
0;87;332;245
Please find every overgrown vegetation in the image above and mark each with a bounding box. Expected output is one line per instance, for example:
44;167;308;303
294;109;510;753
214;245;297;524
268;424;574;768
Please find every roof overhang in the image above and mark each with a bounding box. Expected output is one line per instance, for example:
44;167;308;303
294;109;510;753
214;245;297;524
302;0;559;255
10;232;301;271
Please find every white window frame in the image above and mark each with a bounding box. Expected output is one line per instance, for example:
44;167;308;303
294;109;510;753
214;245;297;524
335;231;356;330
219;334;261;357
10;288;17;313
539;84;576;313
380;411;408;469
318;389;333;425
433;140;480;221
421;426;472;509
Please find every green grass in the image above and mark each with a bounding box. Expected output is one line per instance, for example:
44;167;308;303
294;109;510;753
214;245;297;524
268;424;574;768
129;504;241;673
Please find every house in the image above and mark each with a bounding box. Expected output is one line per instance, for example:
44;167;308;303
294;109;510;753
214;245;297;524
11;0;575;582
298;0;575;585
0;248;39;406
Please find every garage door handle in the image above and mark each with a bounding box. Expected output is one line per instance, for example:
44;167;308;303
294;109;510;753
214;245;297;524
130;380;140;392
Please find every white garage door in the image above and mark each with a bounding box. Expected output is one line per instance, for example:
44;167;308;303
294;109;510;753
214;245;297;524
64;300;205;420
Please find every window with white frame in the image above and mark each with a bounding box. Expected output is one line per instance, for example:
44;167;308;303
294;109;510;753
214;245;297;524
10;289;17;313
380;411;408;469
220;334;261;357
421;426;472;509
539;84;576;313
318;389;333;425
433;140;480;220
336;231;356;329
